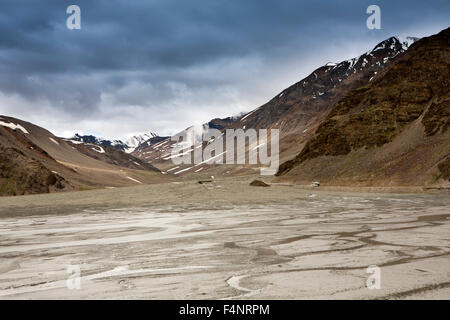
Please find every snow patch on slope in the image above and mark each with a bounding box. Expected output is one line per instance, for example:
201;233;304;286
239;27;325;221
396;35;419;50
123;132;158;153
126;176;143;184
92;146;105;154
49;137;59;145
0;121;29;134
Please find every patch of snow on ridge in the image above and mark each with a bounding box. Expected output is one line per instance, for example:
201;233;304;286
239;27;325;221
195;151;226;166
67;139;83;144
396;35;419;50
362;58;368;67
166;166;180;172
174;167;193;175
251;142;266;151
126;176;143;184
373;42;386;52
241;109;257;122
124;132;157;153
0;120;29;134
92;146;105;153
341;57;357;71
49;137;59;145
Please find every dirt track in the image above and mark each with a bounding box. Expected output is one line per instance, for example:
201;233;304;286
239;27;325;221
0;179;449;299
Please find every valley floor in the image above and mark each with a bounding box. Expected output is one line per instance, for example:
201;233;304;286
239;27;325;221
0;178;449;299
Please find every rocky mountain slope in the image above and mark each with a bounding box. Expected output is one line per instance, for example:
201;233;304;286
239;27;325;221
276;27;449;187
0;117;72;196
0;116;163;196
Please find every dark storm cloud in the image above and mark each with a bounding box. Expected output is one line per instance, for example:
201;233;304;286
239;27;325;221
0;0;448;137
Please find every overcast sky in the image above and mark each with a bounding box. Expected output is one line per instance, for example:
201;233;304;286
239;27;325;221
0;0;448;139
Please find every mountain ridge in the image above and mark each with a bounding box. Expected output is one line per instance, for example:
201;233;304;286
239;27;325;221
0;116;163;196
275;27;450;186
70;132;167;154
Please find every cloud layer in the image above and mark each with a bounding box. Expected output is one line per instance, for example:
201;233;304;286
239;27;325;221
0;0;448;138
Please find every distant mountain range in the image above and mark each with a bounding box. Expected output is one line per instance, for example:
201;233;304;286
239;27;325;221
71;35;424;164
130;34;442;173
69;132;166;154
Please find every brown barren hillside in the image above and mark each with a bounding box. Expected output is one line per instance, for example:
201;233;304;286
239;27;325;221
0;116;164;196
276;27;450;187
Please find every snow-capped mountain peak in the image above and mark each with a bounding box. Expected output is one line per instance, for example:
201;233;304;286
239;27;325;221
396;34;419;50
70;132;160;153
123;132;158;153
320;35;419;80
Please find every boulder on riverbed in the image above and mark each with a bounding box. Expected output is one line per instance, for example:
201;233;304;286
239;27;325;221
249;180;270;187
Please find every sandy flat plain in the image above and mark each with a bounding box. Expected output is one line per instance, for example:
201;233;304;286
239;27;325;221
0;177;449;299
